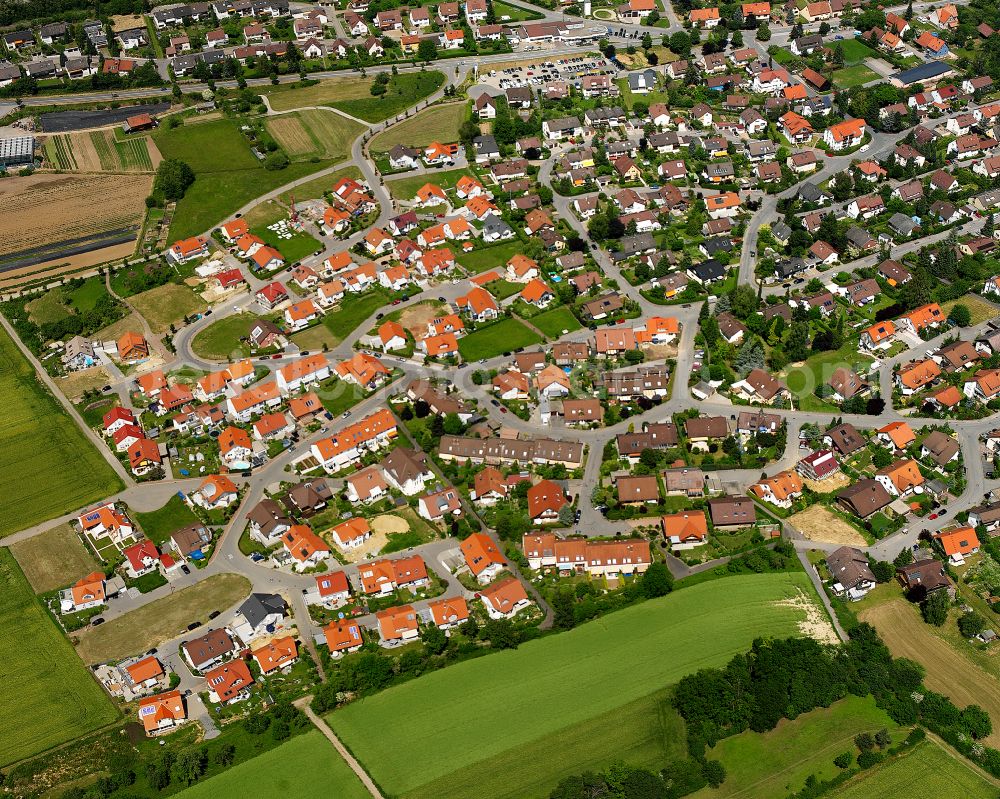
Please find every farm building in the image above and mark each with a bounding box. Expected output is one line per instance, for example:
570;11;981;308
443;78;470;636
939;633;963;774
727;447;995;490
0;136;34;168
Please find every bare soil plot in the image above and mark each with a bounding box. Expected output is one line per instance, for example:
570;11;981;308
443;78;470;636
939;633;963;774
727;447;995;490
10;523;101;594
128;282;206;334
0;173;149;280
396;300;449;337
789;504;867;546
56;366;113;401
73;573;251;664
801;472;852;494
861;600;1000;748
0;242;140;293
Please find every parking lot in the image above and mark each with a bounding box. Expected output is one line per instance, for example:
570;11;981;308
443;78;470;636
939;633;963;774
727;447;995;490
483;55;617;91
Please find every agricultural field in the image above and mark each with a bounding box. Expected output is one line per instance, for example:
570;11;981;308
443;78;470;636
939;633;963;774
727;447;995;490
0;326;123;539
692;696;901;799
0;548;118;767
175;730;370;799
74;573;251;664
370;103;467;150
530;306;582;337
154;119;334;242
408;688;686;799
861;600;1000;747
10;523;100;594
386;167;475;201
266;72;446;122
264;110;363;162
44;130;159;173
457;318;543;361
830;739;995;799
0;173;151;280
244;200;323;264
128;283;206;334
133;495;201;546
328;572;828;797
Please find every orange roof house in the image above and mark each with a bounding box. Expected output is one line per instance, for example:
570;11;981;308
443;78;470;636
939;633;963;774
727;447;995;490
429;595;469;628
204;660;254;704
138;690;186;734
749;470;803;507
875;459;924;496
336;352;391;388
331;517;372;549
897;359;941;391
70;571;106;608
929;385;963;408
280;524;331;568
376;604;420;642
900;303;943;333
421;332;459;357
136;369;167;396
251;636;298;674
742;1;770;15
126;655;165;686
480;576;531;618
117;331;149;362
689;7;720;25
527;479;568;522
936;527;980;562
460;532;506;583
519;278;553;306
416;183;448;205
324;619;363;654
863;320;895;348
878;421;916;450
661;512;708;548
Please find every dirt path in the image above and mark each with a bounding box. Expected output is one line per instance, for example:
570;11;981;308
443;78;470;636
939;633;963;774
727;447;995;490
861;600;1000;748
295;697;385;799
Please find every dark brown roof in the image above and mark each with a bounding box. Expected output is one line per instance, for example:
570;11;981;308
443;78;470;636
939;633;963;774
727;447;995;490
897;559;951;593
685;416;729;439
182;628;235;668
709;495;757;527
825;423;865;455
837;479;892;518
826;546;875;590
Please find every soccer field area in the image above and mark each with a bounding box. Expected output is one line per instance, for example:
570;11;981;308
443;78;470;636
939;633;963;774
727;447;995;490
0;325;123;538
175;730;369;799
328;572;823;798
0;548;118;766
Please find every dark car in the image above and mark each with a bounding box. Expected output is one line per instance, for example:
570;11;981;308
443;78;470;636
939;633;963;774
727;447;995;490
376;312;384;319
180;564;190;575
490;399;500;407
102;384;112;392
437;296;446;302
91;617;105;626
208;610;221;620
146;647;158;656
186;621;201;631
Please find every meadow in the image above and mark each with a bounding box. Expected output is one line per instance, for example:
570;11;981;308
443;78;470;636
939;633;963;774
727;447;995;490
386;166;475;200
328;572;823;797
265;72;445;122
133;495;201;546
264;109;363;162
370;102;467;150
128;283;206;334
10;523;100;594
175;730;369;799
244;200;322;263
154;119;334;242
457;317;543;360
0;548;118;766
456;240;522;273
530;306;583;337
692;695;901;799
0;326;123;538
190;313;274;359
830;739;995;799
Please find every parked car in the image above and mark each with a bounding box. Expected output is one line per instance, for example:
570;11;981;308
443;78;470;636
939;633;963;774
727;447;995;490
91;617;105;626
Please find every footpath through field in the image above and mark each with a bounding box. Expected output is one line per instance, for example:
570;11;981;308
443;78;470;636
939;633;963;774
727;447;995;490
295;697;385;799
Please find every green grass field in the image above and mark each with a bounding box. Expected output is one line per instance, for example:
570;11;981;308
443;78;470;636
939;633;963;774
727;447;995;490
370;102;467;150
693;695;901;799
941;294;999;327
783;342;874;405
457;317;543;361
386;166;475;201
275;165;363;204
154;119;334;242
190;313;271;360
831;64;878;89
175;730;370;799
10;523;100;594
244;200;322;264
0;327;123;539
264;109;363;162
492;0;544;20
330;71;446;123
328;572;823;797
830;739;995;799
836;37;879;64
456;241;521;274
128;283;206;334
134;495;201;546
25;277;111;325
0;548;118;766
316;289;393;347
527;306;582;338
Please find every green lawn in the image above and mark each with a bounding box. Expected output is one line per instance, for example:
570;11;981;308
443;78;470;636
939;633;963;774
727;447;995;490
370;103;467;150
837;37;879;64
830;739;994;799
0;548;118;766
244;200;322;264
831;64;878;89
783;343;874;405
386;167;475;201
692;695;901;799
456;241;521;274
25;277;110;325
941;294;999;327
134;495;201;546
528;306;582;338
191;313;274;360
317;289;394;346
154;119;334;243
492;0;544;20
328;572;824;797
329;71;446;123
175;730;370;799
457;318;543;361
0;326;123;539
